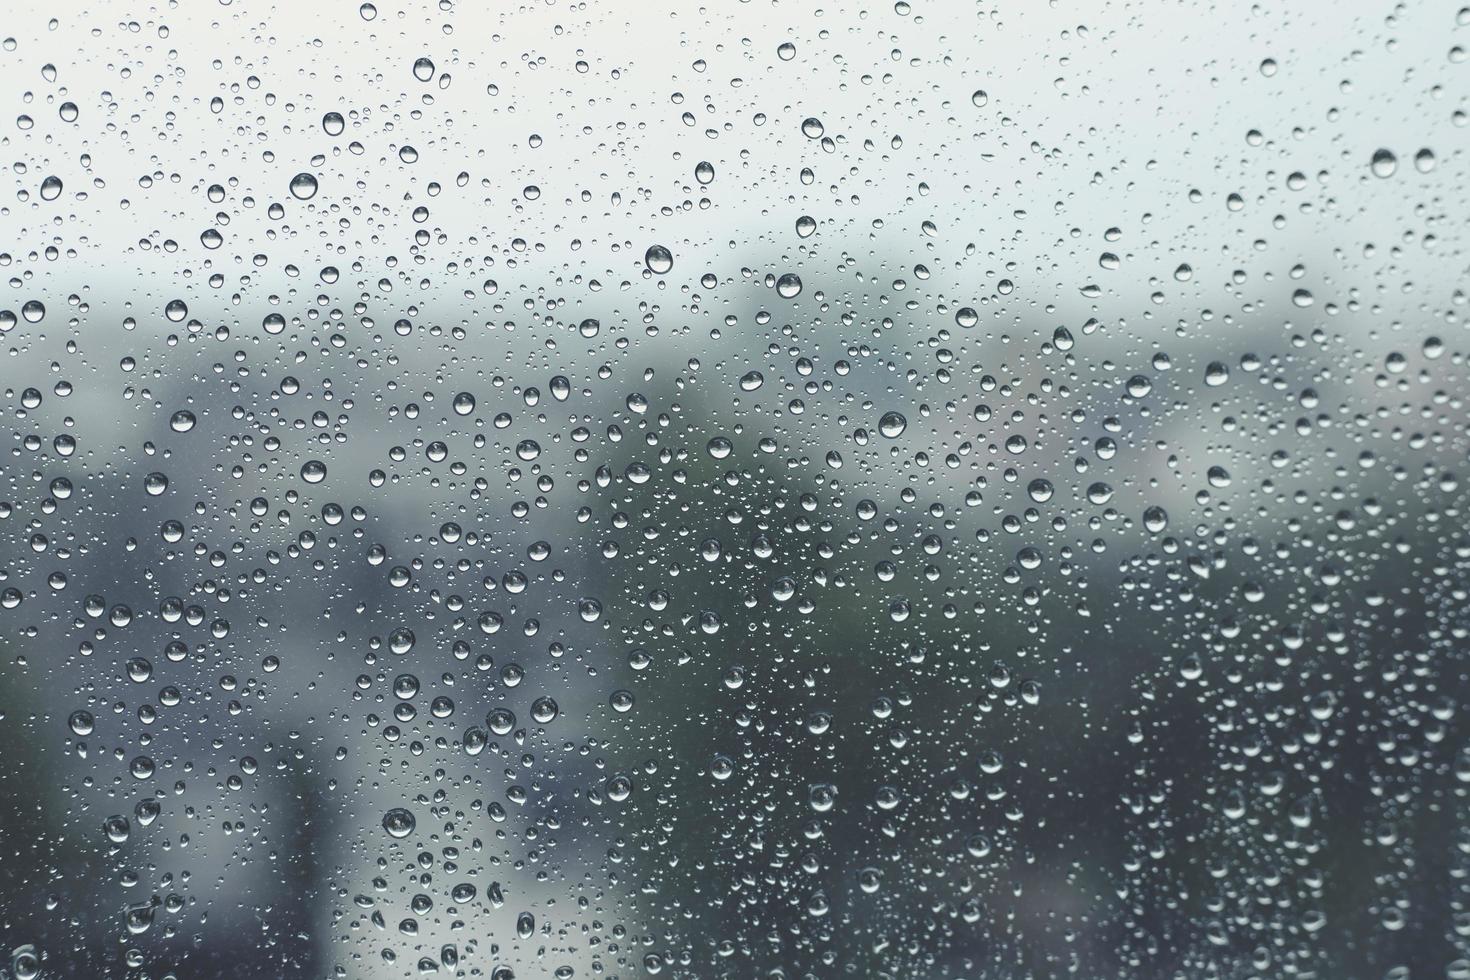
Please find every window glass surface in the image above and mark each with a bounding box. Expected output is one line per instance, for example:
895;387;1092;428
0;2;1467;978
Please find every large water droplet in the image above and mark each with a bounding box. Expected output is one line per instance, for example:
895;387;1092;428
289;172;319;200
382;807;416;838
644;244;674;274
1370;148;1397;178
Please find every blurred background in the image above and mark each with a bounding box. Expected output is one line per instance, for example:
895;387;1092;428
0;0;1467;977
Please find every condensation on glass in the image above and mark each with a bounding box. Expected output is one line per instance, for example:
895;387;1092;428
0;2;1466;978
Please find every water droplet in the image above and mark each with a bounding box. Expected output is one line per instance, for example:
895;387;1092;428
289;172;319;200
11;946;40;980
103;814;131;843
644;244;674;274
382;807;416;839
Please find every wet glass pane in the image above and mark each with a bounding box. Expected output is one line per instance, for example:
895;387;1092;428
0;2;1467;978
